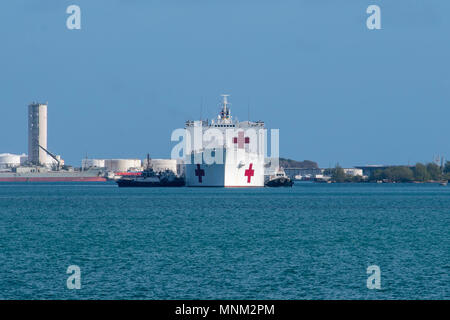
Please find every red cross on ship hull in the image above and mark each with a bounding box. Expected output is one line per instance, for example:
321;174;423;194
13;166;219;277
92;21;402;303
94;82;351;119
244;163;255;183
195;164;205;183
233;131;250;149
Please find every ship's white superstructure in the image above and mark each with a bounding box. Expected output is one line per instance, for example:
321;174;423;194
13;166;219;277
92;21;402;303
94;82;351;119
184;95;265;187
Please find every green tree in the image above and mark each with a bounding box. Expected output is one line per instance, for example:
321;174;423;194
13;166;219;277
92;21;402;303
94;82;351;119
350;175;363;183
369;169;384;181
414;163;429;182
443;161;450;174
444;172;450;181
332;164;346;183
426;163;442;181
384;166;414;182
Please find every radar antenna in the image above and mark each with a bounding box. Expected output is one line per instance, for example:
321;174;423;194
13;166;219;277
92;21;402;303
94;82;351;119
219;94;231;121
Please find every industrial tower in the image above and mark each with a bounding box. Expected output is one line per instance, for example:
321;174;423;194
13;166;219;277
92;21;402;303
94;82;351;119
28;102;48;166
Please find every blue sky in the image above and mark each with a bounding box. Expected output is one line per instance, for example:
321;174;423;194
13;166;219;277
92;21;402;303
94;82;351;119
0;0;449;167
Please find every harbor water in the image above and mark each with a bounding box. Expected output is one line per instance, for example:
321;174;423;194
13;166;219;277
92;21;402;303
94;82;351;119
0;182;449;299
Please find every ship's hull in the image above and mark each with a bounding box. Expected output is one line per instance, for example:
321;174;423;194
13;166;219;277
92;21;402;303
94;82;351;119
265;177;294;187
117;180;160;187
0;176;106;182
116;177;185;187
185;147;264;187
0;170;107;182
116;179;184;187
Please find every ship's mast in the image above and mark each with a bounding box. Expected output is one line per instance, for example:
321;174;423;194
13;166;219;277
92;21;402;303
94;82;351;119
222;94;229;112
219;94;231;122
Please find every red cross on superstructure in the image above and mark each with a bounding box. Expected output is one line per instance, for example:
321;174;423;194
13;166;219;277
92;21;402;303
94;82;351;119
195;164;205;183
233;131;250;149
244;163;254;183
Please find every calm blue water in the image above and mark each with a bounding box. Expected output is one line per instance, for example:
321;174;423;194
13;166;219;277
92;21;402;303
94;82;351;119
0;182;449;300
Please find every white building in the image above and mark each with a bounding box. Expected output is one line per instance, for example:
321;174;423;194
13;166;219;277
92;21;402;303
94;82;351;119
343;168;363;177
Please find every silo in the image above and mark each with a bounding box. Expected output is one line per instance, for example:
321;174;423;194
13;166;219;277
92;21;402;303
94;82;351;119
104;159;142;172
82;159;105;169
144;159;177;173
28;102;48;166
0;153;22;169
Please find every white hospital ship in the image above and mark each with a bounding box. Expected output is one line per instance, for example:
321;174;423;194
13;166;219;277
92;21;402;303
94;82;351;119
184;95;265;187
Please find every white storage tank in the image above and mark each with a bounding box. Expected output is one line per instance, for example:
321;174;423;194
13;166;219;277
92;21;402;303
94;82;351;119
0;153;24;169
143;158;177;174
82;159;105;169
104;159;142;172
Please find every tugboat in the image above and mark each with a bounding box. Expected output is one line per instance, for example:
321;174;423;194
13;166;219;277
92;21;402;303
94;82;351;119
116;154;185;187
265;167;294;187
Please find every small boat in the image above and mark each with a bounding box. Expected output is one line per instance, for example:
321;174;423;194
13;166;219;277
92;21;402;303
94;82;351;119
265;168;293;187
439;181;448;186
116;169;184;187
116;154;185;187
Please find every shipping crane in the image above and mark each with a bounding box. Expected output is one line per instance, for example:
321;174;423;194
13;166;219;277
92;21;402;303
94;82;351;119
39;145;60;170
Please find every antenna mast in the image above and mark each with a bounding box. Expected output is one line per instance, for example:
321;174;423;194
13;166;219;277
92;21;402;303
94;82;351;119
219;94;231;121
221;94;229;110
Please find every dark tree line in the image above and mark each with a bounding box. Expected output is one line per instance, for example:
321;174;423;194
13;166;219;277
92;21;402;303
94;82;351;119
279;158;318;169
327;161;450;183
369;162;450;183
